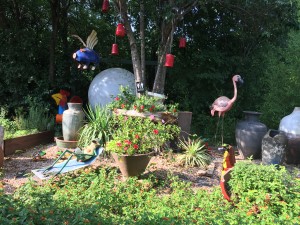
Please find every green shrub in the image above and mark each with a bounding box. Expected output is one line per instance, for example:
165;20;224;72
78;105;113;147
0;165;299;224
229;161;300;220
177;136;212;168
14;104;54;132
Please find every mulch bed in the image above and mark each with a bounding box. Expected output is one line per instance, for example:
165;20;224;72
1;143;298;195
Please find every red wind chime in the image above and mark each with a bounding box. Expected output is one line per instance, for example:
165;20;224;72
179;37;186;48
111;23;125;55
102;0;109;13
179;20;187;48
165;54;175;67
111;3;126;55
164;20;175;67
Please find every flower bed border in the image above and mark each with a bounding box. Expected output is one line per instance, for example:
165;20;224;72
3;130;55;156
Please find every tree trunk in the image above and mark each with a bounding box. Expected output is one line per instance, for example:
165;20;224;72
60;0;71;80
117;0;143;85
140;0;146;86
49;0;60;86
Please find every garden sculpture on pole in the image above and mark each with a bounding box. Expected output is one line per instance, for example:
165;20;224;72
210;75;244;145
219;144;236;201
72;30;100;70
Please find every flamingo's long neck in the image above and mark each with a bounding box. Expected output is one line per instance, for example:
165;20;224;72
230;79;238;103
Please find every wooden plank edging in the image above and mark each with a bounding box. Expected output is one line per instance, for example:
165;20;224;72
4;130;55;156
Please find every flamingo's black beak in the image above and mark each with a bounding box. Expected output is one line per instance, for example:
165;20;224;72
237;77;244;87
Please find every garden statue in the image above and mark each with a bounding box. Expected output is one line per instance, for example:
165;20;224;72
210;75;244;144
52;90;83;124
219;144;236;201
72;30;100;70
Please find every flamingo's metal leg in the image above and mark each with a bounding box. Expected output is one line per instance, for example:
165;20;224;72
214;116;221;145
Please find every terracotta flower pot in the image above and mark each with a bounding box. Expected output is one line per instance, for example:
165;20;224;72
111;152;154;177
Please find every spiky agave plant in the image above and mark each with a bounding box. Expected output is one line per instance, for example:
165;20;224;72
177;137;212;168
78;105;112;147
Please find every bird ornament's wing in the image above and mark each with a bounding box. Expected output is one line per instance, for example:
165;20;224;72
86;30;98;50
72;34;87;47
213;96;230;108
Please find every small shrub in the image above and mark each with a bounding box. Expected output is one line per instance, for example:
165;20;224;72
14;105;54;132
177;136;212;168
78;105;112;147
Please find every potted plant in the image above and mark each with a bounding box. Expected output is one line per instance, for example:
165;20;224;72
106;114;180;177
107;86;178;123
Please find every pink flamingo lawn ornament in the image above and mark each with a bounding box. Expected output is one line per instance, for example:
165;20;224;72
210;74;244;145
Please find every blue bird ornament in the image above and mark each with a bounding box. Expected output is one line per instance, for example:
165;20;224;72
72;30;100;70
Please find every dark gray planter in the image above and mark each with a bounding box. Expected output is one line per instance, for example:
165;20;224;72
235;111;267;159
262;129;287;165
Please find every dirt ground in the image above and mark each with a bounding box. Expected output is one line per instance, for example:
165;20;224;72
1;143;299;195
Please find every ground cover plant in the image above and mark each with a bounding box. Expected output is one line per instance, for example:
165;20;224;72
0;162;299;225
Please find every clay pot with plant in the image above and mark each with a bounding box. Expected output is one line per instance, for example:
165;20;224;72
106;114;180;177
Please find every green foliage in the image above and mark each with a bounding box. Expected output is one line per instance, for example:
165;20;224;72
259;31;300;129
106;115;180;155
177;136;213;168
14;104;54;132
107;86;172;113
0;107;17;134
0;166;299;224
0;102;54;139
229;162;300;220
78;105;113;147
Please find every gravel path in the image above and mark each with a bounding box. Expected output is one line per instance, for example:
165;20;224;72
2;143;299;195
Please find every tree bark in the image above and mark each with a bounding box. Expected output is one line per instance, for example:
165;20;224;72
115;0;199;94
140;0;146;86
116;0;143;85
49;0;60;86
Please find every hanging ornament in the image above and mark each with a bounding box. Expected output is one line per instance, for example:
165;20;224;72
179;37;186;48
164;54;175;67
102;0;109;13
116;23;126;37
111;43;119;55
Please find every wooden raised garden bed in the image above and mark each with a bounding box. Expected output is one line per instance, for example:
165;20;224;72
3;130;55;156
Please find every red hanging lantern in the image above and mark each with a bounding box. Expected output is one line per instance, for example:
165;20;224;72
179;37;186;48
164;54;175;67
102;0;109;13
116;23;126;37
111;43;119;55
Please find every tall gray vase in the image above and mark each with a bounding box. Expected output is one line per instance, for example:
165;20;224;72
62;103;84;141
262;129;287;165
235;111;267;159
